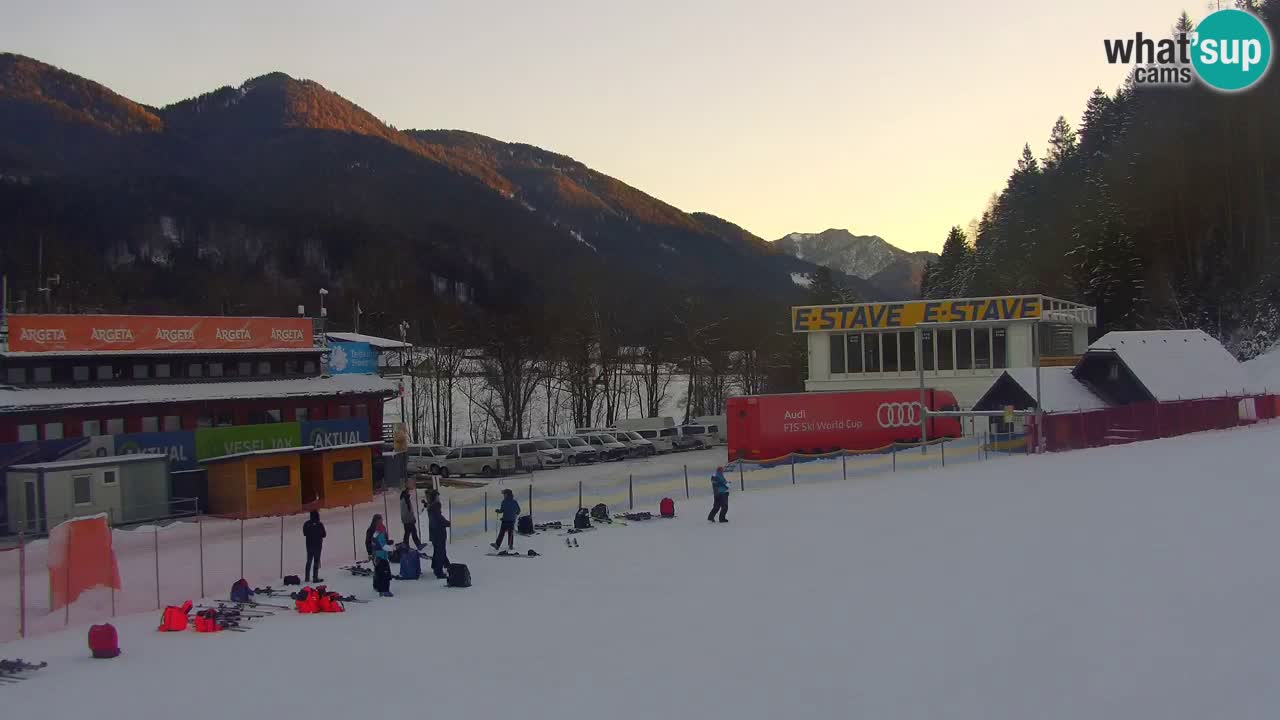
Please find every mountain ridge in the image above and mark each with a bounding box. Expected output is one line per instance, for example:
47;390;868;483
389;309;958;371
774;228;936;299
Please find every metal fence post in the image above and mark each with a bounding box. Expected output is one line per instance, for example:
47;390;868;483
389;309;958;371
629;475;634;510
528;483;533;523
18;531;26;638
892;445;897;472
240;516;245;579
578;481;583;511
941;440;946;467
350;503;357;562
154;525;161;610
790;455;796;485
448;497;454;544
841;452;847;481
684;466;690;499
740;462;746;492
198;513;206;599
64;518;71;626
279;515;285;579
484;492;489;533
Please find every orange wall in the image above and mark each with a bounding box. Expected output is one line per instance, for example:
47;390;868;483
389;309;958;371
206;454;302;517
321;446;373;507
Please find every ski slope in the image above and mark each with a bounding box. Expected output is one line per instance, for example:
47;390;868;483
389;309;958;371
4;424;1280;719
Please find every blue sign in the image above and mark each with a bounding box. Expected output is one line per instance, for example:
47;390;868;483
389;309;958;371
116;431;197;471
303;419;370;449
327;342;378;375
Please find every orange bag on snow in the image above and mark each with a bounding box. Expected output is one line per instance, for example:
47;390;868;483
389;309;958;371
158;601;193;632
294;587;321;614
192;610;222;633
317;592;345;614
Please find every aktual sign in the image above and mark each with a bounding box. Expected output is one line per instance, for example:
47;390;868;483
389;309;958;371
302;419;370;449
117;431;197;471
195;422;303;461
8;315;314;353
792;296;1042;333
326;342;378;375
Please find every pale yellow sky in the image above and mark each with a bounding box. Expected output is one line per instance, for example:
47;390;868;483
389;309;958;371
4;0;1199;251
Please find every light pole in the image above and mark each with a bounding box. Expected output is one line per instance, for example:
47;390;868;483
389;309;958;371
398;320;410;439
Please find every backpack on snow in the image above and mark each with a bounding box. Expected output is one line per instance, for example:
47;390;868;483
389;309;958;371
158;600;193;632
193;609;222;633
89;623;121;659
446;563;471;588
283;575;302;586
574;508;592;530
517;515;535;535
660;497;675;518
590;503;610;522
230;579;253;604
317;591;345;613
294;587;321;614
398;545;422;580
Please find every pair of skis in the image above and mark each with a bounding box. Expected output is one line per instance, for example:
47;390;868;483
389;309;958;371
0;659;45;684
485;549;540;558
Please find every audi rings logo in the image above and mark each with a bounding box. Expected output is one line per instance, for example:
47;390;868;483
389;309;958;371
877;402;922;428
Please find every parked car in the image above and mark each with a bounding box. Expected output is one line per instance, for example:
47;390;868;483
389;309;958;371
612;430;656;456
634;426;679;453
549;436;599;465
406;443;452;475
677;424;721;449
583;433;629;461
441;444;507;478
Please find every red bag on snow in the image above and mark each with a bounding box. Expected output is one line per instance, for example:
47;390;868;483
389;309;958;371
89;623;121;658
158;600;193;632
193;610;222;633
295;587;321;614
317;592;345;613
660;497;675;518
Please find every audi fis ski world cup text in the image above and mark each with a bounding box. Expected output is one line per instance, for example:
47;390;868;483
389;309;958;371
781;409;864;434
1104;8;1272;92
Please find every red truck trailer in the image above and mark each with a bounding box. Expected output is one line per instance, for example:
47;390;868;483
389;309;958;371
726;389;963;460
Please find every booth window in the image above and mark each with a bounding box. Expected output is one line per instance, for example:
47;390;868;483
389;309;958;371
103;471;117;486
846;335;863;373
256;466;292;490
993;329;1008;369
863;333;880;373
73;366;91;382
141;416;160;433
975;328;992;369
882;332;899;372
829;334;846;374
956;329;973;370
333;459;364;483
73;475;92;505
936;329;955;371
921;331;935;371
898;331;916;372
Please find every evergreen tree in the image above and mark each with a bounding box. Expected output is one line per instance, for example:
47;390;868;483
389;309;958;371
925;226;974;298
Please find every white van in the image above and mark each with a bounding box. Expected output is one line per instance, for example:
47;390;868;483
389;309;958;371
678;424;722;449
633;427;679;453
583;433;629;461
441;444;507;478
496;439;564;470
548;436;599;464
406;444;452;475
692;416;727;445
611;429;656;456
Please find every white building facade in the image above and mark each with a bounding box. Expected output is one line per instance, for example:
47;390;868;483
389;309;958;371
795;295;1097;408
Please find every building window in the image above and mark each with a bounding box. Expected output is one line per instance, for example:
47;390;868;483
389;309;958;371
6;367;26;384
956;329;973;370
899;331;916;372
921;331;936;372
257;361;272;376
284;359;300;375
333;459;364;483
863;333;880;373
975;328;992;369
208;362;224;378
197;414;213;429
295;407;309;423
141;416;160;433
993;329;1008;369
155;364;170;379
44;422;64;440
337;405;352;419
846;335;863;374
187;363;204;379
936;329;955;371
255;465;292;490
103;471;117;486
83;420;102;437
215;411;234;427
33;366;52;384
303;360;317;374
73;366;90;382
882;332;899;373
1108;361;1121;382
18;424;38;442
97;365;113;381
238;361;252;377
355;404;368;419
266;409;283;423
163;416;181;432
133;364;150;380
828;335;846;375
73;474;92;505
106;418;125;435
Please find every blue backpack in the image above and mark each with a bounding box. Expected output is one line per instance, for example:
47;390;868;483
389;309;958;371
230;579;253;603
397;545;421;580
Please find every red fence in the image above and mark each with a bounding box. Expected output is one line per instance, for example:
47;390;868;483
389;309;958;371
1038;395;1278;452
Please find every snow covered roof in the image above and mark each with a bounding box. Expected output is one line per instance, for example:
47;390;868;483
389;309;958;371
325;333;410;350
975;367;1110;413
201;446;315;464
9;453;168;472
1083;330;1249;402
0;374;399;412
1244;345;1280;393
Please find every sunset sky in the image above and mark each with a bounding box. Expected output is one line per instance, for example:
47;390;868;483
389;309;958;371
4;0;1199;251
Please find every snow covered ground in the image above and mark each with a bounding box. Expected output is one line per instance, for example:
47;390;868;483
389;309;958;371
4;424;1280;719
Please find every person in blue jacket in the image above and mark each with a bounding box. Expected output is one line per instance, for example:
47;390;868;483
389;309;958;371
492;488;521;551
707;466;729;523
367;514;395;597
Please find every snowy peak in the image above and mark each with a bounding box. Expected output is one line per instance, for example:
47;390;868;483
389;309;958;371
774;229;937;299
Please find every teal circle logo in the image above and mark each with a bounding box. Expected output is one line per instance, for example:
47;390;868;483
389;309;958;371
1192;9;1272;91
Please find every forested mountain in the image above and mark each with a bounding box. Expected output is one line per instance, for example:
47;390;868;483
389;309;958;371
921;3;1280;359
775;229;936;299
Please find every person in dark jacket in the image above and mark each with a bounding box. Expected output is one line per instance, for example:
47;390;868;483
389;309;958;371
492;488;520;551
368;514;394;598
707;466;730;523
400;482;423;550
302;510;326;583
427;499;451;579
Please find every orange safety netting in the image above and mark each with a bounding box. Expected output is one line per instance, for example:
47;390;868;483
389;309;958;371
48;515;121;611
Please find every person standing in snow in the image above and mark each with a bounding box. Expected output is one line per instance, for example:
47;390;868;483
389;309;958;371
427;499;451;579
492;488;520;551
302;510;326;583
367;514;395;598
400;482;423;550
707;466;729;523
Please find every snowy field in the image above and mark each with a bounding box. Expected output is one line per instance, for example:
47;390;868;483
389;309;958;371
4;424;1280;719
